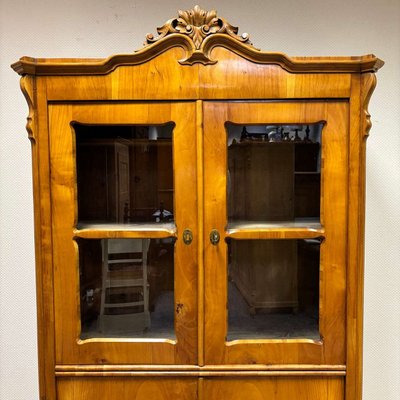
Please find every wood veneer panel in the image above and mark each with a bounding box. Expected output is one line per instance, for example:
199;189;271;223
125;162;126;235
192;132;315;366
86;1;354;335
203;377;344;400
43;54;352;102
57;378;197;400
43;48;198;101
199;48;352;100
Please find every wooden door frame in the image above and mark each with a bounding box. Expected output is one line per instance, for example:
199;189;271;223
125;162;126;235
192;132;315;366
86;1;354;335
202;101;348;366
48;101;199;365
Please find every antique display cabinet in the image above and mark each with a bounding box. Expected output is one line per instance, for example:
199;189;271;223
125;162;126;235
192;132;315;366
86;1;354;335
12;6;383;400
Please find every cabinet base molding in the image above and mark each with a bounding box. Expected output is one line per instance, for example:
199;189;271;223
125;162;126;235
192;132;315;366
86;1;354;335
55;364;346;377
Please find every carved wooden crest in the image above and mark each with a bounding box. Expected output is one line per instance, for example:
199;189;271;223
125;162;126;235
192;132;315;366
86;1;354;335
144;5;253;65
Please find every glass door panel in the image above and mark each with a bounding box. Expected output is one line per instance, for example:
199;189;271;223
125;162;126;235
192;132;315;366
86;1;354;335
204;101;347;366
78;237;176;340
75;124;177;339
49;102;198;365
227;123;322;224
227;238;320;341
75;124;174;224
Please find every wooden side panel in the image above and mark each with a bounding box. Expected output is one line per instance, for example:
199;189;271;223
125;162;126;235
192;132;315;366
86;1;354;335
49;102;198;365
345;73;377;400
203;377;344;400
57;378;197;400
21;76;57;399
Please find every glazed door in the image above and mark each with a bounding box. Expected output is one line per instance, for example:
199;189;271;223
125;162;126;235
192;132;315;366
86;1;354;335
203;101;348;366
49;102;198;365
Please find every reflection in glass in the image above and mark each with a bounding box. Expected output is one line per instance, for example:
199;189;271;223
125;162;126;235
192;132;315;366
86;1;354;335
74;124;174;225
78;238;175;339
227;123;323;224
227;239;320;341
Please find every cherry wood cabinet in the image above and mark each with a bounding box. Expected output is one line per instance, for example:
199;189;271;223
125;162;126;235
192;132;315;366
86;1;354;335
12;6;383;400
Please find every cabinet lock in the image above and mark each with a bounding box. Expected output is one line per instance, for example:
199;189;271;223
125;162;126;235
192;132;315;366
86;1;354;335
183;229;193;245
210;229;220;245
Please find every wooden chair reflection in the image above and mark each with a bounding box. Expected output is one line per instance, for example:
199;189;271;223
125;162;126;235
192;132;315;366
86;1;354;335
98;238;150;333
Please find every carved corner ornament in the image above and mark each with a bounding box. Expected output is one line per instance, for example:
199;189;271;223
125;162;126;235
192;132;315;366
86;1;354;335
361;73;377;138
20;75;36;142
144;5;254;65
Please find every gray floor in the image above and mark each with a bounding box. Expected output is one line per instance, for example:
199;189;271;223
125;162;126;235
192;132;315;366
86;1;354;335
81;290;175;339
227;282;320;341
81;284;319;341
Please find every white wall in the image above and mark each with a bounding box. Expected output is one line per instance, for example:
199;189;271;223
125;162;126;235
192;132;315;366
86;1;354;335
0;1;399;399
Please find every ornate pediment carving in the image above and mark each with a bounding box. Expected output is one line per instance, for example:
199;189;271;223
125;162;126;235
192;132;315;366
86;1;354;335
144;5;252;64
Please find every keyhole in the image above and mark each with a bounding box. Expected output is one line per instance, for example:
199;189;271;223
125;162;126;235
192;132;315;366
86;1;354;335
183;229;193;245
210;229;220;245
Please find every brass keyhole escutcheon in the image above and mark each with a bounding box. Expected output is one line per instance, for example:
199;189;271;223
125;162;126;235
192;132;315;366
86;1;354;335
210;229;220;245
183;229;193;245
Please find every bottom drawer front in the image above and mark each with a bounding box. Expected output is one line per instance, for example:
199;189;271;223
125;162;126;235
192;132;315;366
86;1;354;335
57;378;197;400
203;377;344;400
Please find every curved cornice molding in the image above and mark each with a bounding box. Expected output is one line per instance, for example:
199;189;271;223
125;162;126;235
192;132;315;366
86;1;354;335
186;34;384;72
11;6;384;76
11;34;197;75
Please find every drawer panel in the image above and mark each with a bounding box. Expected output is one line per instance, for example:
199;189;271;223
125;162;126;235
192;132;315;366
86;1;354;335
203;377;344;400
57;378;197;400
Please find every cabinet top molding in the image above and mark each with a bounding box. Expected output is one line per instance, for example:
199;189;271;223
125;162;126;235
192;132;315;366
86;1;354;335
11;5;384;76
